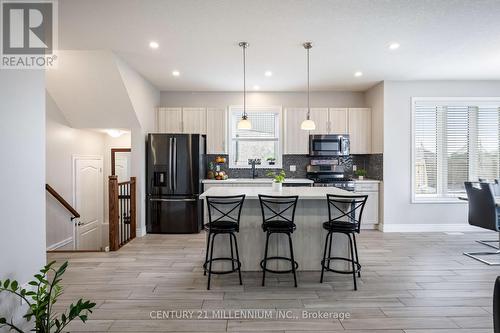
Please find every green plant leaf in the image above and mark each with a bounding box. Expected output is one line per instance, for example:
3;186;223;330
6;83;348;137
10;281;18;291
0;317;6;324
3;279;10;289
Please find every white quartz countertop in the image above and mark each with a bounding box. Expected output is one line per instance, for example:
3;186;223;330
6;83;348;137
200;186;355;199
202;178;313;184
353;179;381;183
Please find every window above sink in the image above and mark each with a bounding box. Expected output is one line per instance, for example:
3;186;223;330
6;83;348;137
228;106;282;169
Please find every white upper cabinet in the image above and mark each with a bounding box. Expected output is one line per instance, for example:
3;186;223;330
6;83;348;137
309;108;329;134
182;107;207;134
348;108;372;154
157;107;182;133
328;108;348;134
206;107;227;154
284;108;309;154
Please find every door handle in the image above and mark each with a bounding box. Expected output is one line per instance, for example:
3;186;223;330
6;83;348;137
77;221;85;226
168;137;173;191
150;198;197;202
173;137;177;191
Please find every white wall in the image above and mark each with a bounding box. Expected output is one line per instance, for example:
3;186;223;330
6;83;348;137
160;91;366;108
0;70;46;330
364;82;384;154
382;80;500;231
45;93;106;250
115;56;160;236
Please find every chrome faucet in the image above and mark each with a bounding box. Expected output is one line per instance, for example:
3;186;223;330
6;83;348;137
248;159;261;179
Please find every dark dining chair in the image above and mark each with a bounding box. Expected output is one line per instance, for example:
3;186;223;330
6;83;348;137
320;194;368;290
203;195;245;290
495;276;499;333
463;182;500;265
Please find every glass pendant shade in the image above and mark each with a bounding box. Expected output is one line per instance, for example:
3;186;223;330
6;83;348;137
300;118;316;130
237;115;252;130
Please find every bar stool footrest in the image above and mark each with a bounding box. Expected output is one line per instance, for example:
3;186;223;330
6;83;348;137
203;257;241;275
260;256;298;274
321;257;361;274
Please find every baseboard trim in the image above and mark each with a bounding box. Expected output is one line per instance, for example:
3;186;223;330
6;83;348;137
46;237;73;251
137;227;146;237
380;223;481;233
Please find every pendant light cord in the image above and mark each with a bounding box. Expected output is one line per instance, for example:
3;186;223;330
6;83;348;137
307;46;310;120
243;44;246;118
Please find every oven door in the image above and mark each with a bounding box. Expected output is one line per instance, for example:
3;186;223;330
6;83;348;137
309;135;349;156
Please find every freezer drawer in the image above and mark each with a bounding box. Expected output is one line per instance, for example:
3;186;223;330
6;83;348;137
147;196;202;234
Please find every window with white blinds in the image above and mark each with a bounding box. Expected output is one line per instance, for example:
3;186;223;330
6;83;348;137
412;99;500;202
228;106;282;168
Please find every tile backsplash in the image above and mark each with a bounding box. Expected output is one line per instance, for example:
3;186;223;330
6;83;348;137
206;154;383;180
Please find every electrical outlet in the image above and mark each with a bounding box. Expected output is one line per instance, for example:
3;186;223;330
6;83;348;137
353;165;357;171
290;165;296;172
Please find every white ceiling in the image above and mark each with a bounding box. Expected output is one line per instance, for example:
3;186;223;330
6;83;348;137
58;0;500;92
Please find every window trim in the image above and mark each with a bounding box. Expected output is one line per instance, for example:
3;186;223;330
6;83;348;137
227;105;283;169
411;97;500;203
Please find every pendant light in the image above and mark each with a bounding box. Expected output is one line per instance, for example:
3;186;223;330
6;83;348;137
301;42;316;130
237;41;252;130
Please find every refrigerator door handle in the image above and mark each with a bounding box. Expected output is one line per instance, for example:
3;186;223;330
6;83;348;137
173;137;177;191
149;198;197;202
168;137;173;191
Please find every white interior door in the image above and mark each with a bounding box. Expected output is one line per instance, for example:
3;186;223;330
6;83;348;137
114;152;131;182
74;156;103;251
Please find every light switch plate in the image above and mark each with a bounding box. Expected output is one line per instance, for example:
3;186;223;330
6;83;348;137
290;165;296;172
353;165;357;171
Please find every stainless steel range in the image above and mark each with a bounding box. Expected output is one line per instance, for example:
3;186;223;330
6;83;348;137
306;159;354;191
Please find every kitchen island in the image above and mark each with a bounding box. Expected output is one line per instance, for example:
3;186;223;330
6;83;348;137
199;186;358;272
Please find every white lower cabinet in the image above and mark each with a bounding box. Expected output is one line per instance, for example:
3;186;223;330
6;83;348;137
354;181;379;227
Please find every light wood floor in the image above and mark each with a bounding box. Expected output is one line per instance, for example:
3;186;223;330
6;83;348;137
48;230;499;332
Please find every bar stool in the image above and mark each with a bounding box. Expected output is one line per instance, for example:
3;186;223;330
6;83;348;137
320;194;368;290
258;194;299;287
203;195;245;290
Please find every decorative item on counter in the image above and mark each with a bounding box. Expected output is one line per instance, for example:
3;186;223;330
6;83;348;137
266;156;276;166
214;170;228;180
214;156;226;164
355;168;367;180
267;169;286;192
207;162;215;179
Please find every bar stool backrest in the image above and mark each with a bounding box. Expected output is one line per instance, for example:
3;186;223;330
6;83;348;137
326;194;368;233
258;195;299;224
206;195;246;232
464;182;499;232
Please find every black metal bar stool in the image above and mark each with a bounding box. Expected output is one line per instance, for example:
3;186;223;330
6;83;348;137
258;194;299;287
203;195;245;290
320;194;368;290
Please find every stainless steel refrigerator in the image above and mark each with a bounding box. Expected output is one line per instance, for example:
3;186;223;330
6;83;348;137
146;134;206;234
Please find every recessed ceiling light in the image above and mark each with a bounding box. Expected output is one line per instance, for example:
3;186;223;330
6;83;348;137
172;70;180;77
264;71;273;77
354;71;363;77
388;42;400;50
253;85;260;90
149;41;159;49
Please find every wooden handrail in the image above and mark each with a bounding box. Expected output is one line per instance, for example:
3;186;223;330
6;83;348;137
45;184;80;219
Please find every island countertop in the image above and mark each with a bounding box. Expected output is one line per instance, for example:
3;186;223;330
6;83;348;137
200;186;355;199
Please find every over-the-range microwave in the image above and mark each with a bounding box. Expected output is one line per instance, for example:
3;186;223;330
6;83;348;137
309;134;350;157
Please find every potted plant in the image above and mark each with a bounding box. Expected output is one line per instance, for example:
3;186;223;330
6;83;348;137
0;261;96;333
266;156;276;166
267;169;286;191
355;168;367;180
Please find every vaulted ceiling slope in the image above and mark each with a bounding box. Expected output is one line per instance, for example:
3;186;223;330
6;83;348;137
58;0;500;92
46;51;159;131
